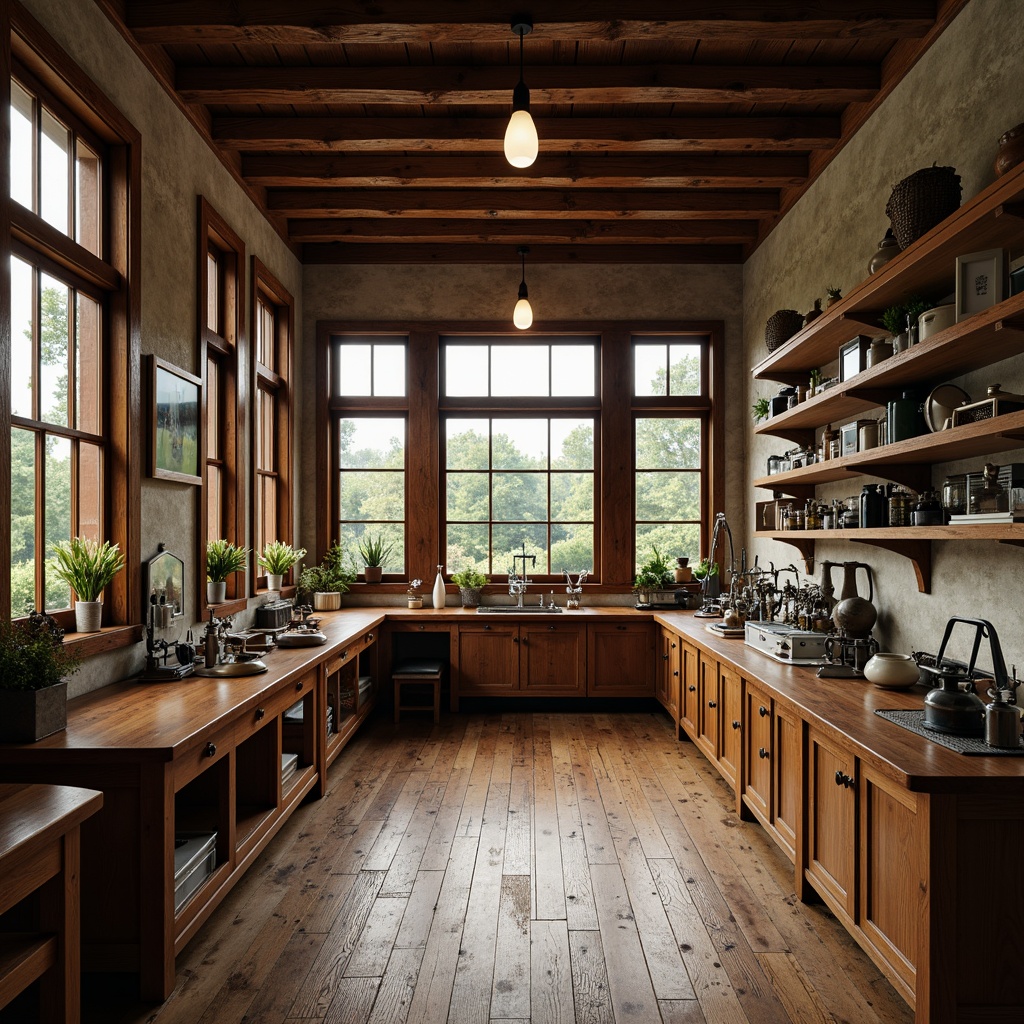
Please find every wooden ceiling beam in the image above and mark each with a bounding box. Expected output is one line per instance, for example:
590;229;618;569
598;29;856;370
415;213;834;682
125;1;936;45
266;188;781;219
213;115;841;153
286;218;761;244
243;154;808;188
301;242;745;264
177;65;879;106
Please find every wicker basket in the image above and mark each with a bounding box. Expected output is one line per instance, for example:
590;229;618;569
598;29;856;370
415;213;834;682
764;309;804;352
885;165;961;250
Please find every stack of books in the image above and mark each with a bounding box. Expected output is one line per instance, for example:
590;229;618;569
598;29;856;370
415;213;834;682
948;510;1024;524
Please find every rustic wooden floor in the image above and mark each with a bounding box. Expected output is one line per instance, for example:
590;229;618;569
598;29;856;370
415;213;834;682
84;709;913;1024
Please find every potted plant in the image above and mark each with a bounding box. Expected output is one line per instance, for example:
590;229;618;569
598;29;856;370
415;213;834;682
881;304;909;352
752;397;770;423
206;539;248;604
407;578;423;609
357;532;394;584
49;537;125;633
450;567;488;607
257;540;306;592
632;545;674;604
825;284;842;307
297;542;356;610
0;611;80;742
808;367;822;397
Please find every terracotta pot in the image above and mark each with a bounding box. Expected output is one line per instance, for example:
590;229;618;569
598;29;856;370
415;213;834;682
363;566;383;583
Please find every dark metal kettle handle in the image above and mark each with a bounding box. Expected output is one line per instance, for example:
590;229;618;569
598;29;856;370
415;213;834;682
934;617;1008;688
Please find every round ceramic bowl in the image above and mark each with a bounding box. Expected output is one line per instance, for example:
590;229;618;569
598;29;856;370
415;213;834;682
864;653;920;689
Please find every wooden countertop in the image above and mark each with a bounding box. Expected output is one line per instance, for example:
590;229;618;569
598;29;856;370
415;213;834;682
0;783;103;860
654;610;1024;791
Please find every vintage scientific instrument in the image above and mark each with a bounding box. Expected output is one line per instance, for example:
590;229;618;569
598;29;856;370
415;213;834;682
139;544;194;682
817;561;879;678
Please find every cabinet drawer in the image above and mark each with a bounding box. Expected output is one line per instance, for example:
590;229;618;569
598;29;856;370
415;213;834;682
235;673;316;745
174;719;236;790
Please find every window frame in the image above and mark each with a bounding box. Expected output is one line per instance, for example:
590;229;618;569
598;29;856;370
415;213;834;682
2;4;142;652
316;320;722;593
197;196;245;612
250;256;294;594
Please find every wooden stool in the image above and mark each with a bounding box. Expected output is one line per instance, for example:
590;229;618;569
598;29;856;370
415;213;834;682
392;659;444;723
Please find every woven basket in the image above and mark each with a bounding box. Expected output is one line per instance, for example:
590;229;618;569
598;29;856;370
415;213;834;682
764;309;804;352
885;165;961;250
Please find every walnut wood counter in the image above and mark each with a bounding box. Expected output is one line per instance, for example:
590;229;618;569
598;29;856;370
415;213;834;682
0;609;383;1001
653;610;1023;1024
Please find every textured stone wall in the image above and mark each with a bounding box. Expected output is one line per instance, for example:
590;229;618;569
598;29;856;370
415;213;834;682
21;0;303;696
743;0;1024;668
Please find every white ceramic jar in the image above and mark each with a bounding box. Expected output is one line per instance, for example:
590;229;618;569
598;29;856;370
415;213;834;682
864;653;920;689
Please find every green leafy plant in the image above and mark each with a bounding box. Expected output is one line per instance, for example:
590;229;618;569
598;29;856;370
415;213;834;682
692;557;720;580
450;568;488;590
0;611;80;691
881;304;908;336
904;295;932;324
49;537;124;602
633;545;674;591
357;532;394;568
825;284;842;303
752;397;770;422
809;367;822;388
297;542;356;595
257;540;306;576
206;539;249;583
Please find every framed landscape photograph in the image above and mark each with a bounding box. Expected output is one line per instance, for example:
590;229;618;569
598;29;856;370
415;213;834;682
955;248;1006;321
149;356;202;484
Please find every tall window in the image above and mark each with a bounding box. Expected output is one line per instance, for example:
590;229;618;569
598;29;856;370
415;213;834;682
442;338;598;578
199;198;244;603
633;337;709;563
4;18;140;637
329;338;407;576
251;258;294;590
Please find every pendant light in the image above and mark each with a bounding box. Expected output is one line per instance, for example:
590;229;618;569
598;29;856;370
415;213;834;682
513;246;533;330
504;19;538;168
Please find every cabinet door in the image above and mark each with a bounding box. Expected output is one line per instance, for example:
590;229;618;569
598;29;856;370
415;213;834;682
657;628;681;722
773;705;801;863
717;665;743;789
520;623;585;695
586;623;655;696
679;640;700;738
694;653;719;762
742;682;772;825
457;624;519;693
807;727;856;920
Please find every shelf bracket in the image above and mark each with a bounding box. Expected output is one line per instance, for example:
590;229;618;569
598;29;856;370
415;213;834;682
771;536;815;575
842;309;885;330
996;317;1024;333
995;202;1024;221
845;386;899;406
853;463;931;492
847;538;931;593
757;425;816;446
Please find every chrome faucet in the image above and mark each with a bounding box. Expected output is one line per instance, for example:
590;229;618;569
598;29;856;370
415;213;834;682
508;543;536;607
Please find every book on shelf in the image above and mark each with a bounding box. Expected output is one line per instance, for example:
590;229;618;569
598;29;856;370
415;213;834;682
948;511;1024;524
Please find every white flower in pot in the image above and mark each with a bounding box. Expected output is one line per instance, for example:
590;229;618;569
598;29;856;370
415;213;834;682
49;537;125;633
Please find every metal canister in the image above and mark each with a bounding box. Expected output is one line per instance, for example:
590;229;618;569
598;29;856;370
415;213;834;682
858;419;878;451
888;492;911;527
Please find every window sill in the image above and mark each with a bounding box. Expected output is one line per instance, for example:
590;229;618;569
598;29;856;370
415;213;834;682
64;624;144;658
206;597;248;617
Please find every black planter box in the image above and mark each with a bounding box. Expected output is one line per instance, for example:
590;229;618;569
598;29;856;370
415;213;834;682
0;681;67;743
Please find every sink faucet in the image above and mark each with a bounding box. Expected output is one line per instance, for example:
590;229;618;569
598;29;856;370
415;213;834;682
508;543;536;607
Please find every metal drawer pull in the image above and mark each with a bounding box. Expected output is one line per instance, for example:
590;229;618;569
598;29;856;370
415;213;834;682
708;700;717;708
255;707;265;721
688;685;696;692
204;742;217;758
732;720;741;729
834;770;854;788
758;747;769;759
296;680;303;690
759;705;769;717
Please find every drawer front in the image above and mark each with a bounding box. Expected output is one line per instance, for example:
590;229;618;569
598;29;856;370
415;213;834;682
236;671;316;745
174;718;236;790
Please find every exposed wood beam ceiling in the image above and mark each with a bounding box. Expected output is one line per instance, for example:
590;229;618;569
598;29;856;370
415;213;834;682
106;1;969;263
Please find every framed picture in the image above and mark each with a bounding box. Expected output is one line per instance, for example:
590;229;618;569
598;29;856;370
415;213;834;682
149;356;202;484
955;248;1006;321
838;335;871;383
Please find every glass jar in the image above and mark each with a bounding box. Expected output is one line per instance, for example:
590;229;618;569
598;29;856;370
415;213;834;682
860;483;886;528
941;474;967;516
804;501;822;531
912;489;945;526
888;491;911;527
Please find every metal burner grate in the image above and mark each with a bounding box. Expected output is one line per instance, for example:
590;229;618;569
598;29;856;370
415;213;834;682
874;709;1024;755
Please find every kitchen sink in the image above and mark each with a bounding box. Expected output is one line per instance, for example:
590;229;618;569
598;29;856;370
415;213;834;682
476;605;563;613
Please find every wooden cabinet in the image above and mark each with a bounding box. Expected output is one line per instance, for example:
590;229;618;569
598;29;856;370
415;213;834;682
586;621;654;697
324;627;378;767
690;653;743;788
656;627;680;723
457;621;585;696
693;651;718;762
679;639;700;737
750;159;1024;589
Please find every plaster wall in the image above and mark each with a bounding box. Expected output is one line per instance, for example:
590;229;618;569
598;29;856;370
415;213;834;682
300;261;745;591
743;0;1024;670
22;0;303;696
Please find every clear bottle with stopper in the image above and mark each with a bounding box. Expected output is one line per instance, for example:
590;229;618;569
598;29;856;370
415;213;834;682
432;565;446;609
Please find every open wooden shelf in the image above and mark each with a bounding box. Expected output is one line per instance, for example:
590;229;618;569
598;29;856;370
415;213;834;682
752;158;1024;383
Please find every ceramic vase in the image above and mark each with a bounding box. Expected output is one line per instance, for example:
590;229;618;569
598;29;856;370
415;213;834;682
266;574;283;592
432;566;446;609
74;600;102;633
206;581;226;605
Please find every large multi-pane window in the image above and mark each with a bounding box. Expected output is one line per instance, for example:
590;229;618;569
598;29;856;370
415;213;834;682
331;339;407;575
442;337;598;577
633;338;709;563
318;324;718;589
5;30;138;636
252;258;294;590
199;199;244;603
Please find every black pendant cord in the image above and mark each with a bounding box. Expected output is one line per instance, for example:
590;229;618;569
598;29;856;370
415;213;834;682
518;246;529;299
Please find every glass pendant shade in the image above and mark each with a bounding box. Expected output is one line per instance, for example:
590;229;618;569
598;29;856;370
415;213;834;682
513;295;533;330
504;108;538;168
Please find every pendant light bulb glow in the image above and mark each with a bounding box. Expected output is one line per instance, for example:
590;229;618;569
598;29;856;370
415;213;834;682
504;20;537;169
513;246;533;330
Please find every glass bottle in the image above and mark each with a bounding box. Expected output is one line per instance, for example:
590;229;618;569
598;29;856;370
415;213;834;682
860;483;885;528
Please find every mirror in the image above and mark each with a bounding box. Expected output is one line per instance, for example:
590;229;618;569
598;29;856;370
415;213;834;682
146;543;185;621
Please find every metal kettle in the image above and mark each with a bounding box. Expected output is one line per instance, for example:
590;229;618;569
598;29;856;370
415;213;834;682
921;617;1007;738
984;686;1022;749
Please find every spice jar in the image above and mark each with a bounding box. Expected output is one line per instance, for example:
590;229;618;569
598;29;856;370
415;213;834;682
888;490;911;527
941;474;967;516
804;501;822;531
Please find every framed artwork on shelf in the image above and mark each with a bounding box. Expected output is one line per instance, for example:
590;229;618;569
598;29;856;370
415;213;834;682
838;335;871;382
148;355;202;484
955;248;1006;321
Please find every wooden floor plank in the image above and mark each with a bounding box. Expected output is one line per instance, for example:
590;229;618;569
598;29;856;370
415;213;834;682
234;931;329;1024
567;930;615;1024
394;870;445;950
366;946;424;1024
455;718;501;839
345;896;409;978
504;764;532;877
566;730;617;867
658;998;709;1023
530;919;575;1024
489;875;531;1020
755;951;835;1024
532;717;566;921
322;976;381;1024
363;771;431;871
379;780;448;897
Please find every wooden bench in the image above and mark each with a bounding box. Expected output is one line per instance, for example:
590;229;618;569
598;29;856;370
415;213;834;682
392;659;445;723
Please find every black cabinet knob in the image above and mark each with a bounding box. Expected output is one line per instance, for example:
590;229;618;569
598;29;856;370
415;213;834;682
255;707;265;721
708;700;717;708
759;705;769;717
758;747;769;759
204;741;216;758
732;720;741;730
688;685;696;692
